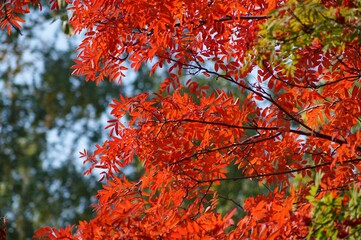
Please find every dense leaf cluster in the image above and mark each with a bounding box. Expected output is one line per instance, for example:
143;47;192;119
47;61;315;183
2;0;361;239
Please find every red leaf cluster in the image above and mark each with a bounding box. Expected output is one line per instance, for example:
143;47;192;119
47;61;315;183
2;0;358;239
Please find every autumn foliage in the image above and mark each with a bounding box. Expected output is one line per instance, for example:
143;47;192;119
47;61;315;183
3;0;361;239
0;0;61;34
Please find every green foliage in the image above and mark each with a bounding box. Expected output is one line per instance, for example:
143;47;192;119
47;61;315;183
255;0;361;75
306;173;361;239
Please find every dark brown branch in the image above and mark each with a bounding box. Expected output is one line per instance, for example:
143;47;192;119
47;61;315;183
217;15;271;21
218;195;244;211
262;61;360;89
154;118;350;147
109;52;129;62
198;181;213;211
169;55;313;131
194;158;361;183
169;133;282;166
161;56;361;153
160;119;278;131
174;15;271;28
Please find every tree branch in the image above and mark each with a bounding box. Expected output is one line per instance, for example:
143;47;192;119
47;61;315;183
194;158;361;183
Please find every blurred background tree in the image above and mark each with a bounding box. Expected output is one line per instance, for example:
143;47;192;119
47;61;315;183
0;2;123;239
